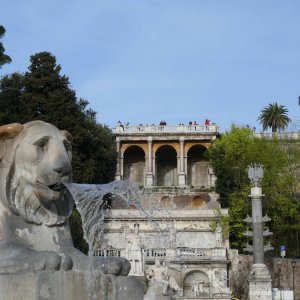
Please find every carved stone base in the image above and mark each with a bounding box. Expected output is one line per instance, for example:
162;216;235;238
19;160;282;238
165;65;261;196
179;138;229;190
248;264;272;300
146;173;154;187
0;270;144;300
178;172;186;187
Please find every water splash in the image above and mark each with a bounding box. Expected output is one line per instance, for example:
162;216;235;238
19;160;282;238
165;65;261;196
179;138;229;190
65;180;159;255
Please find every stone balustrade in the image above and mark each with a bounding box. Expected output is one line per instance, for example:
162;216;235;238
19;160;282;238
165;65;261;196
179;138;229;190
114;124;219;134
255;132;300;140
93;249;122;257
93;247;227;261
144;248;167;258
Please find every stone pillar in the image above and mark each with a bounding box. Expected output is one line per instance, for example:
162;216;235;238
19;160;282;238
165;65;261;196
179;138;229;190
120;155;124;179
153;156;156;186
251;187;264;264
146;137;153;187
115;137;121;180
178;137;186;187
247;164;272;300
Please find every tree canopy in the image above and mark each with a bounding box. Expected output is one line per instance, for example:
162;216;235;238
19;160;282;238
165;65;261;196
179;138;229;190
0;51;117;253
0;51;116;184
258;102;291;132
209;125;300;255
0;26;11;68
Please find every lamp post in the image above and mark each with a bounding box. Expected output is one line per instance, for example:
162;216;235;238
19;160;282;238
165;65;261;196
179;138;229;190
277;260;282;300
292;258;296;300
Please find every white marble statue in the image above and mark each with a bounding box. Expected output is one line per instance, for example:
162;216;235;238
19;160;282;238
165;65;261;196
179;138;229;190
146;259;182;296
215;222;223;246
124;223;144;275
169;223;176;247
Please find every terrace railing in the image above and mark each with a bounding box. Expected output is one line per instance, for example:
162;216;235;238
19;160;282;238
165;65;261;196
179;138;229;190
114;124;219;134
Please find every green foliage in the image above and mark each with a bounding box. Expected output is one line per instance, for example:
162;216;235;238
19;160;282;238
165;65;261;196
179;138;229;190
0;51;116;184
0;26;11;69
258;102;291;132
209;125;300;255
69;208;89;254
0;73;26;123
209;208;230;239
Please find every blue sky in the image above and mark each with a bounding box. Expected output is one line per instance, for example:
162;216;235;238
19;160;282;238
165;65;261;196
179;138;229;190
1;0;300;132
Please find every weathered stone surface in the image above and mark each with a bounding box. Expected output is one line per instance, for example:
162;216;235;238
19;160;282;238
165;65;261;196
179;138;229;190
0;270;144;300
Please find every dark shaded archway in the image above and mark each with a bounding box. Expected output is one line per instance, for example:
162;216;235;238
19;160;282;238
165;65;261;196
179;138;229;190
123;145;145;185
187;145;209;187
156;145;177;186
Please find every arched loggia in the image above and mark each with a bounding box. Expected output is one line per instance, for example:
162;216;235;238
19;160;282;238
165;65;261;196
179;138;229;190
155;145;177;186
123;145;145;185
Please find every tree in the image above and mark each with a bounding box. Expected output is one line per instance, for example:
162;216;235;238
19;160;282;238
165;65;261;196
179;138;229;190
0;73;25;124
1;51;117;184
209;125;300;254
258;102;291;132
0;26;11;68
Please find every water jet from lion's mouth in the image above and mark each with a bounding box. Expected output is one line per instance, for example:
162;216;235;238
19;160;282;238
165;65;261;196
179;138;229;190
64;180;160;256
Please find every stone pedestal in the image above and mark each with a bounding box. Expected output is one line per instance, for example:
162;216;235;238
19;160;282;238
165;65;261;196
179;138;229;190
115;173;121;181
178;172;186;187
0;270;144;300
248;263;272;300
146;172;154;187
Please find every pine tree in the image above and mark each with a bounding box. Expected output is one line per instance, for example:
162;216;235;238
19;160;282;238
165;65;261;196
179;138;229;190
0;51;116;184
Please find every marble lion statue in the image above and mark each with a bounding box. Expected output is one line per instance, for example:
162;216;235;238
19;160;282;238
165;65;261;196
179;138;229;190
0;120;130;275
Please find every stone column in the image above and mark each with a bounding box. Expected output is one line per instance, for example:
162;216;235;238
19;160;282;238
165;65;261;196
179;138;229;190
251;187;264;264
146;137;153;187
115;137;121;180
178;137;186;187
120;155;124;179
246;164;272;300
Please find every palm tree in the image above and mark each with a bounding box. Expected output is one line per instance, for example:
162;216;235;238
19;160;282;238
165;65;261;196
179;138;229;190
258;102;291;132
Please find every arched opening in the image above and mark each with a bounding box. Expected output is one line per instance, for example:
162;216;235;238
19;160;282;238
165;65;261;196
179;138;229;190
187;145;209;187
160;196;171;209
191;196;205;208
156;145;177;186
183;271;210;297
123;146;145;185
129;204;137;209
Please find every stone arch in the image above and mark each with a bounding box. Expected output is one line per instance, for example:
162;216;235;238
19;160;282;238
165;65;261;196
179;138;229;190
183;270;210;297
187;145;209;187
191;196;205;208
160;196;171;209
123;145;145;185
155;145;177;186
128;204;137;209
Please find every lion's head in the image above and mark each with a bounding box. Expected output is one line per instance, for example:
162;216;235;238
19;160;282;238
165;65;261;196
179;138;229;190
0;121;74;226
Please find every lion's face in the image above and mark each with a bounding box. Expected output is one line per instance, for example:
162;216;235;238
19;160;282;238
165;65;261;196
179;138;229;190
0;121;74;226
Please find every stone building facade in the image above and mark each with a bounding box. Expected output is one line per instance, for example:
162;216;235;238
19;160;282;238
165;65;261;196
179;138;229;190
114;123;218;188
98;123;232;299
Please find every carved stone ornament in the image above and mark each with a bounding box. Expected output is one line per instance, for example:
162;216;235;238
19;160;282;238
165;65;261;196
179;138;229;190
248;163;264;187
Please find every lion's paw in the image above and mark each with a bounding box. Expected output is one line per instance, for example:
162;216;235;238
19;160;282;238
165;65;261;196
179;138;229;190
88;256;131;276
0;242;73;273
